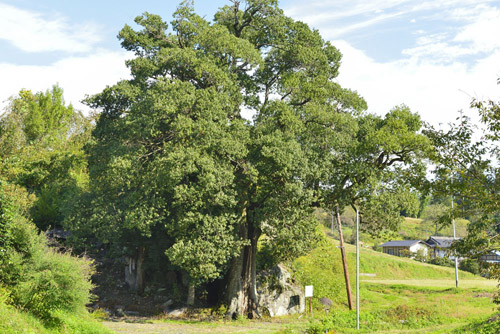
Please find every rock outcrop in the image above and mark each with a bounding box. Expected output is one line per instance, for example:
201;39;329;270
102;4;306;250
257;264;305;317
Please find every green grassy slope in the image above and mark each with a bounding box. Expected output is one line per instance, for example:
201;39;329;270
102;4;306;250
0;300;50;334
296;228;498;333
0;299;113;334
292;227;493;306
345;242;477;280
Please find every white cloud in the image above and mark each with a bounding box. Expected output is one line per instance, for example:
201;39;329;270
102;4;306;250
402;4;500;63
0;50;131;114
333;40;500;127
0;3;102;53
313;11;405;39
453;7;500;53
285;0;412;23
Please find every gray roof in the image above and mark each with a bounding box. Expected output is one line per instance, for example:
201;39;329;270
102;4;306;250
426;236;458;248
380;240;426;247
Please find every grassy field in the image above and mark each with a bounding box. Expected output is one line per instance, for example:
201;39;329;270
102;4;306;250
99;228;499;333
362;279;497;288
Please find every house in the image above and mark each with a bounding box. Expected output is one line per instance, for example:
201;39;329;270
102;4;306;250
380;240;430;258
479;251;500;263
425;236;458;259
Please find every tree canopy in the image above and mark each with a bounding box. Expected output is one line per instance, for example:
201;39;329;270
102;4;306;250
426;83;500;264
0;85;91;230
70;0;431;317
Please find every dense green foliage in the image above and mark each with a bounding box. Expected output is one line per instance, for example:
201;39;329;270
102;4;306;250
72;0;402;316
67;0;432;317
0;85;91;230
321;105;430;235
0;181;94;322
0;87;100;331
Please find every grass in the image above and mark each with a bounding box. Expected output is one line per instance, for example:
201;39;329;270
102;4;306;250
0;299;113;334
99;224;500;333
304;283;497;333
293;227;499;333
362;279;497;288
293;229;481;308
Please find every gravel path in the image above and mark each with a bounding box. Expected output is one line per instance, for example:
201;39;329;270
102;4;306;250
102;319;291;334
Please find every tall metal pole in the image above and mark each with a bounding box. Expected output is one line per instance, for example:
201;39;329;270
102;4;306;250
452;198;459;288
356;207;360;330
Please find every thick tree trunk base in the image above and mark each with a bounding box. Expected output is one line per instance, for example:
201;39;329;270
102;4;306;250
225;240;260;318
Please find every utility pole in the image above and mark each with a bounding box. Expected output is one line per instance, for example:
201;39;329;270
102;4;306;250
452;198;459;288
356;207;360;330
336;205;354;310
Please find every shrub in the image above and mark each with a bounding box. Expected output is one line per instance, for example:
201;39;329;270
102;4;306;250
0;181;94;322
459;258;480;275
414;249;429;263
429;256;455;268
12;250;94;322
399;249;412;258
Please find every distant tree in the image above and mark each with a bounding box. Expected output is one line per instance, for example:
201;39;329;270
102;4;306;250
0;85;92;229
420;203;448;235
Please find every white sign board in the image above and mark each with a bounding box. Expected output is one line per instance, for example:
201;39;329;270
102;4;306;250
305;285;313;297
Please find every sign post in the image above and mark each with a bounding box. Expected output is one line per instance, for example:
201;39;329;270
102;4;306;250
305;285;313;316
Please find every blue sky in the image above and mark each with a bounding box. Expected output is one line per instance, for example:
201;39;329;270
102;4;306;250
1;0;499;126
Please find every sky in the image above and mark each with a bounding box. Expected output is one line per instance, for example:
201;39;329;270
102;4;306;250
1;0;499;127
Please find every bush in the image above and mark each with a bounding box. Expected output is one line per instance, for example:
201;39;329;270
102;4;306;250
459;259;480;275
0;181;94;322
414;249;429;263
429;256;455;268
12;250;94;322
0;299;112;334
399;249;412;258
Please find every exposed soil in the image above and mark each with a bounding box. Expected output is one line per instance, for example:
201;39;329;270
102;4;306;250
102;318;298;334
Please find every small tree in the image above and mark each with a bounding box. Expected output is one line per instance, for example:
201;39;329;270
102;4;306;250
425;80;500;282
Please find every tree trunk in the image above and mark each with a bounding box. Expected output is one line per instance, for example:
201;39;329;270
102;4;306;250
225;208;260;319
124;246;146;294
136;246;145;295
336;206;353;310
187;282;195;306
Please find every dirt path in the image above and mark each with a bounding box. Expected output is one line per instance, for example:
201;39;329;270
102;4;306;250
102;319;296;334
